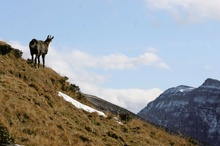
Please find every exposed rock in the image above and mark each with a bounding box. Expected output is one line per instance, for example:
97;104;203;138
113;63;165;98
138;78;220;146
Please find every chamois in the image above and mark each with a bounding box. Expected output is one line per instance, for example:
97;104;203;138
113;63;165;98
29;35;54;68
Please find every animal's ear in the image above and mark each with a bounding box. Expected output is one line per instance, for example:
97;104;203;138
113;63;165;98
47;35;54;39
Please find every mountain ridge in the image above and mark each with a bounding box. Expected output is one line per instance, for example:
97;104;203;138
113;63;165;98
138;78;220;146
84;94;142;119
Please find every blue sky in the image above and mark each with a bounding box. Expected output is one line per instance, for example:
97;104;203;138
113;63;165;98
1;0;220;113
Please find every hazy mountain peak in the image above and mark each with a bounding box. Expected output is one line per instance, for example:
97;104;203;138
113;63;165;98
159;85;194;99
138;78;220;146
200;78;220;89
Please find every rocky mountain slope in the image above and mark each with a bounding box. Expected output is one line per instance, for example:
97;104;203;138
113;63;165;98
0;41;197;145
84;94;141;120
138;78;220;146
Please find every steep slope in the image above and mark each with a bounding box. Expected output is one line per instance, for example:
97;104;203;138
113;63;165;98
0;41;197;145
138;78;220;146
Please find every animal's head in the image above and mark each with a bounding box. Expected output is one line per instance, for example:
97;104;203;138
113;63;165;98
45;35;54;43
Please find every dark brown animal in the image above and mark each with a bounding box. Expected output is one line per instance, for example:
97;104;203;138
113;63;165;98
29;35;54;68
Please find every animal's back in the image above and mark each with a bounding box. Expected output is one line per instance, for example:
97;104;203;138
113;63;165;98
37;40;48;54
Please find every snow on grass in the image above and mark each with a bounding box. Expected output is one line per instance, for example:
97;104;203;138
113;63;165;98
58;92;107;117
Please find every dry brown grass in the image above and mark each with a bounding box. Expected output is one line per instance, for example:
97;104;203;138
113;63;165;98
0;41;199;146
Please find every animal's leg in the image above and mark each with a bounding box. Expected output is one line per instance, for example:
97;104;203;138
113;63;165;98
34;55;37;68
37;55;40;68
42;54;45;68
31;54;34;62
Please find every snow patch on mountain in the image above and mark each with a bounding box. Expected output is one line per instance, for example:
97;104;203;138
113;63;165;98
58;92;107;117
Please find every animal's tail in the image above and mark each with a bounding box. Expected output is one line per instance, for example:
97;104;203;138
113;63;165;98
29;39;38;49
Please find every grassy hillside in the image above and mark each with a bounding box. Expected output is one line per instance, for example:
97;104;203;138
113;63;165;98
0;41;198;146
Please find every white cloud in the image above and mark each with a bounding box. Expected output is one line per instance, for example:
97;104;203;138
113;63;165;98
8;41;165;113
145;0;220;23
87;87;163;114
48;49;170;70
73;81;162;113
204;64;212;70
